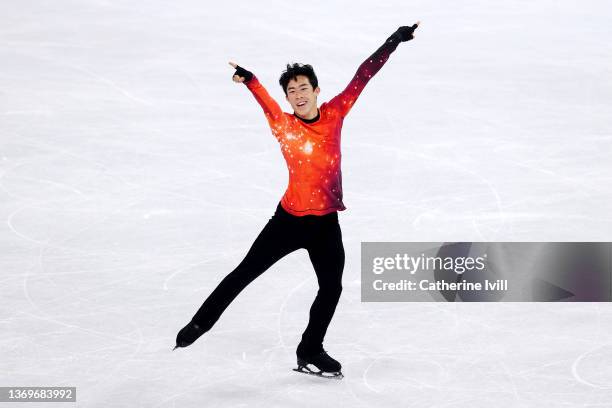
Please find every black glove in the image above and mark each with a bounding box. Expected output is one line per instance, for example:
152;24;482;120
389;24;419;42
232;65;253;82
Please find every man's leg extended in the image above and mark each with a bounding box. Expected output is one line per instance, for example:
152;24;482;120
298;215;345;356
177;207;301;347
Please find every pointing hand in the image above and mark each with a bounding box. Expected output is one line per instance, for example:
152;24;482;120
228;62;253;83
391;21;420;42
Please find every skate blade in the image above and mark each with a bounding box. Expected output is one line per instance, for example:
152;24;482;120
293;366;344;380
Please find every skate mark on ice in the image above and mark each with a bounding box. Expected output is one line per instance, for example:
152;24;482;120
572;344;612;389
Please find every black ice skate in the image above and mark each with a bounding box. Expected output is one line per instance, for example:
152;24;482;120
173;321;206;350
293;351;343;379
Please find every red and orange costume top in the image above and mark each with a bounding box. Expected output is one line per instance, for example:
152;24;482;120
244;35;402;216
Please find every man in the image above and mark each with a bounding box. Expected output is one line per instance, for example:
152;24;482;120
175;23;420;378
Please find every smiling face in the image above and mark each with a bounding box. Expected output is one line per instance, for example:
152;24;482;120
285;75;320;120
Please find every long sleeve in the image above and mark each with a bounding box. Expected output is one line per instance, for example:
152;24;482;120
245;76;285;124
328;35;401;118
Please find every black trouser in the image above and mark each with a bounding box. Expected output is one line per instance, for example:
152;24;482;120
191;202;345;356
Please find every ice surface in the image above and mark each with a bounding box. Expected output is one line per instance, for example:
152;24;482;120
1;0;612;406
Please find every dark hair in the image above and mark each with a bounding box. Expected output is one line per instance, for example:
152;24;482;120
279;63;318;95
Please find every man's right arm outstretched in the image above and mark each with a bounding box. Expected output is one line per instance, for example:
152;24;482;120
229;62;285;126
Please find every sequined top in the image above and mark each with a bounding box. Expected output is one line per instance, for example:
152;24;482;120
245;36;401;216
